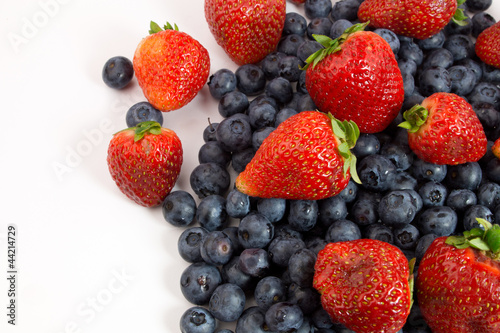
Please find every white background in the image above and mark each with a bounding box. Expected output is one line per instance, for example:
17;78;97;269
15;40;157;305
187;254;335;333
0;1;499;332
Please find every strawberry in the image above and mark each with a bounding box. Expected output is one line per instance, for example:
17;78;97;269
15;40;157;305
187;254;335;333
107;121;183;207
313;239;413;333
235;111;360;200
358;0;468;40
133;22;210;112
417;219;500;333
476;21;500;69
204;0;286;65
493;137;500;159
304;23;404;134
399;92;487;165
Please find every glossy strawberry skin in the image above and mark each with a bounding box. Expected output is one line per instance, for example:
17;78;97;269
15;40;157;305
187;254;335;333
476;21;500;69
406;93;487;165
107;125;183;207
133;29;210;112
358;0;457;40
417;237;500;333
305;31;404;134
314;239;412;333
235;111;350;200
204;0;286;66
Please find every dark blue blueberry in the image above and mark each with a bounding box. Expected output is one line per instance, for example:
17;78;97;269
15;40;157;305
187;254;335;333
207;68;237;99
283;12;308;36
162;190;196;227
265;302;304;332
235;64;266;96
364;223;394;244
350;199;379;226
402;73;415;98
474;102;500;139
456;58;483;82
416;206;458;236
226;188;251;219
471;11;496;37
329;19;353;39
443;34;475;62
374;28;400;54
325;219;361;242
247;102;277;130
481;62;500;85
391;171;418;191
305;236;328;255
238;213;274;249
252;126;274;150
307;17;333;39
275;107;298;127
285;91;303;109
202;120;218;142
399;40;424;66
231;147;256;173
288;248;316;287
380;142;413;171
410;158;447;182
274;224;304;240
357;154;397;192
422;48;454;70
393;224;420;250
296;93;317;111
402;91;425;111
378;190;418;227
257;198;287;223
480;140;496;168
200;230;234;266
352;133;380;159
268;236;306;267
467;0;492;12
338;179;358;203
261;52;286;80
287;283;320;315
398;58;418;77
418;66;451;96
190;163;231;199
288;200;319;232
254;276;287;311
304;0;332;19
444;14;472;35
178;227;209;263
477;182;500;210
446;189;477;212
102;56;134;89
238;248;270;278
417;31;445;51
278;34;306;56
445;162;482;191
297;40;323;63
317;196;348;227
218;91;249;118
209;283;246;322
463;205;495;231
198;141;232;167
180;262;222;305
331;0;361;21
311;307;333;329
406;189;424;212
235;307;269;333
279;55;303;82
125;102;163;127
223;226;244;255
216;330;233;333
448;65;477;96
265;77;293;104
196;194;228;231
415;233;439;263
216;114;253;152
418;181;448;207
221;256;255;292
180;306;216;333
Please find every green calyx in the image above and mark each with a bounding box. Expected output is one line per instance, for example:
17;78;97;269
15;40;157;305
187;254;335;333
149;21;179;35
446;218;500;259
398;105;429;133
301;21;370;70
452;0;469;27
328;113;361;184
132;121;162;142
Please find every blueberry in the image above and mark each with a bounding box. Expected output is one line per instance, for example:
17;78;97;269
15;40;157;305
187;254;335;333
288;248;316;287
207;68;237;99
265;77;293;104
477;182;500;210
283;12;308;36
410;158;447;182
380;142;414;171
268;236;306;267
448;65;477;96
288;200;319;232
311;307;334;329
421;48;454;70
418;66;451;96
325;219;361;242
304;0;332;19
463;205;495;231
374;28;400;54
467;0;492;12
393;224;420;250
331;0;361;21
247;103;277;130
445;162;482;191
416;206;458;236
403;74;416;97
456;58;483;82
218;91;249;118
471;12;496;37
162;190;196;227
254;276;287;310
278;34;306;56
180;306;216;333
418;181;448;207
398;58;418;77
468;82;500;110
481;62;500;85
418;31;445;51
415;233;439;263
238;213;274;249
201;230;234;266
278;55;303;82
351;199;379;226
261;52;286;80
274;224;304;240
222;226;244;255
125;102;163;127
257;198;287;223
297;70;308;94
239;248;270;278
196;194;228;231
357;154;397;192
443;34;475;62
209;283;246;322
274;108;298;127
180;262;222;305
352;133;381;159
296;92;318;111
102;56;134;89
252;127;274;150
391;171;418;191
198;141;232;167
202;120;219;142
265;302;304;332
337;179;358;203
235;307;268;333
216;114;253;153
364;223;394;244
472;103;500;139
486;156;500;183
399;40;424;66
307;17;333;39
446;189;477;212
378;190;418;227
444;14;472;35
221;256;255;292
231;147;256;173
178;227;209;263
235;64;266;96
297;40;324;63
225;188;251;219
329;19;353;39
287;283;320;315
317;196;348;227
190;163;231;199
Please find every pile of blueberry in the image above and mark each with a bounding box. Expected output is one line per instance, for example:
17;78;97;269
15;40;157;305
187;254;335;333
154;0;500;332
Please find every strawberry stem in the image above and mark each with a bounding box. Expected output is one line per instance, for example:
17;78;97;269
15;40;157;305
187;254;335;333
398;105;429;133
446;218;500;259
452;0;469;26
133;121;162;142
149;21;179;34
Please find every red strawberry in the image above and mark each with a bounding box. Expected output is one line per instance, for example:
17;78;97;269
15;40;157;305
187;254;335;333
493;137;500;159
304;23;404;134
399;92;487;165
417;219;500;333
476;21;500;69
107;121;183;207
235;111;360;200
314;239;413;333
133;22;210;112
358;0;468;40
204;0;286;65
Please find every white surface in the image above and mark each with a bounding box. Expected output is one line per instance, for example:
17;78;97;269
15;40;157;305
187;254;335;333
0;1;499;332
